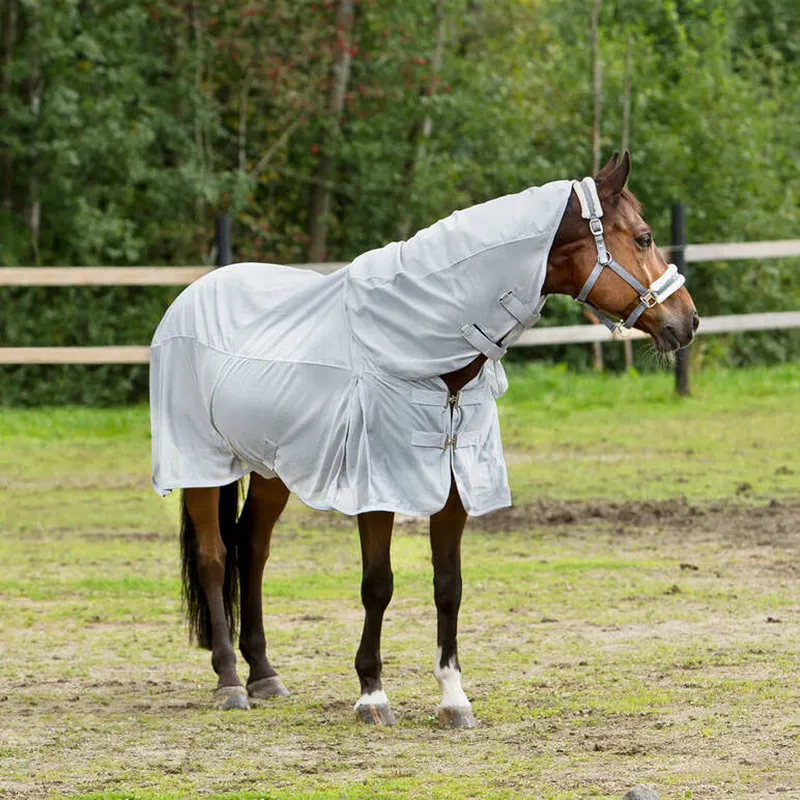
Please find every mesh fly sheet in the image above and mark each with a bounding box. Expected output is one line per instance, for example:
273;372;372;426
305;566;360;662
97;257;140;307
150;179;572;516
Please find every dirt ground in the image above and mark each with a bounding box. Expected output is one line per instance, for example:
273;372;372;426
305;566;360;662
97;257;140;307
1;499;799;800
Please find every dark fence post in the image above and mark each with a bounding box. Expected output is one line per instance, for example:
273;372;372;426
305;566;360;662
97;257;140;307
215;216;232;268
671;202;690;395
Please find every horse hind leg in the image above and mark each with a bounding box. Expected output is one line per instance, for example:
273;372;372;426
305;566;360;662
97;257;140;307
354;510;396;725
181;482;249;710
237;472;291;699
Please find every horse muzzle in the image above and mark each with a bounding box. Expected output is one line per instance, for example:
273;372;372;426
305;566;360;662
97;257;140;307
653;309;700;352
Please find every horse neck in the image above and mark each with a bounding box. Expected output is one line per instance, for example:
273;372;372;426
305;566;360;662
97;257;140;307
542;194;591;298
441;191;592;392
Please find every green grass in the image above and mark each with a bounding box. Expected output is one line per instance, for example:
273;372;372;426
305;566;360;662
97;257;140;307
501;362;800;503
0;364;799;799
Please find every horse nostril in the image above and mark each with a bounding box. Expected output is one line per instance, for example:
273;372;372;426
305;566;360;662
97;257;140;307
692;312;700;333
663;323;679;344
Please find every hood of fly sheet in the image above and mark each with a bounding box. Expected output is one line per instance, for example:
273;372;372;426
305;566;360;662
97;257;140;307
345;179;573;379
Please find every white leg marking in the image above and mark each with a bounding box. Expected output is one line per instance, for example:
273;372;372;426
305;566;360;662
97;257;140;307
354;689;389;709
434;646;471;709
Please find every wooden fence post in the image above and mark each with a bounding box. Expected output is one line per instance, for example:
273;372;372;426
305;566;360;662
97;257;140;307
215;216;232;268
672;202;690;395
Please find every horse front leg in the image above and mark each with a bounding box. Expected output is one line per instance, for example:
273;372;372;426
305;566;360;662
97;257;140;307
183;485;248;710
429;477;476;728
353;510;396;725
237;473;291;699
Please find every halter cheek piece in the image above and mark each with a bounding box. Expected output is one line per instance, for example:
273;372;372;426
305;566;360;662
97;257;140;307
572;176;685;335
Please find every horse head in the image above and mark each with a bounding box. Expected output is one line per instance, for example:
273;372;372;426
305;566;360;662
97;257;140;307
546;152;698;352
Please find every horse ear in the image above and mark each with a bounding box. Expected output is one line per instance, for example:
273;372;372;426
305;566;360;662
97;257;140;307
597;150;630;200
595;152;619;180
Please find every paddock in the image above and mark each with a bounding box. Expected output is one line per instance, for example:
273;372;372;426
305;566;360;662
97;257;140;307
1;364;798;800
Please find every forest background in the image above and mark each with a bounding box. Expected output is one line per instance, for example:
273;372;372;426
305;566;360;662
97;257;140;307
1;0;799;404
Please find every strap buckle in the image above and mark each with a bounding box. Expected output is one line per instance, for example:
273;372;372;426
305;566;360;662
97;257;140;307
445;392;460;409
612;321;633;339
443;435;458;451
641;289;658;308
589;217;604;236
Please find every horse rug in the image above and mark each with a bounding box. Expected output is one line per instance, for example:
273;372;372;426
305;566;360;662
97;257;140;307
150;179;573;516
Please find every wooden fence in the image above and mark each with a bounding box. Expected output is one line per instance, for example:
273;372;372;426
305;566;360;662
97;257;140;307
2;310;798;365
2;239;799;289
2;227;800;393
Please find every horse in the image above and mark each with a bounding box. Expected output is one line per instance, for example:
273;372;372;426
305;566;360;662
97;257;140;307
149;151;698;728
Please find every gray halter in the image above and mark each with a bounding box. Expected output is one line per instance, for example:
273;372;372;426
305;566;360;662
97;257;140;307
572;177;685;335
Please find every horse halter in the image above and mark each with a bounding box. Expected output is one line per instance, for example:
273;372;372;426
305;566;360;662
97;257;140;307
572;177;685;335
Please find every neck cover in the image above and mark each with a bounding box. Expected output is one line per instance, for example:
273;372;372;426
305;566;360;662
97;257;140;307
345;179;574;378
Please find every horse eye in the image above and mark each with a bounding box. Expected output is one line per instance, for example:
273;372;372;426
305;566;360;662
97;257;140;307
635;233;652;249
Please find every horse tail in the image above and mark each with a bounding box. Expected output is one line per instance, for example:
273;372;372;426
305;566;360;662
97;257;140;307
179;480;242;650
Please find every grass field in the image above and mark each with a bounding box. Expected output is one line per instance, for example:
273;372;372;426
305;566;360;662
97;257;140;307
1;364;799;799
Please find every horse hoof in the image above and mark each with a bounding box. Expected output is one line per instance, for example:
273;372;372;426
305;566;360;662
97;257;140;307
213;685;250;711
437;705;477;729
355;703;396;726
247;676;290;698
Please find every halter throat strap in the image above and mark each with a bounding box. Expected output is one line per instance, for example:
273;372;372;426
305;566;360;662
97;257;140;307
571;177;685;335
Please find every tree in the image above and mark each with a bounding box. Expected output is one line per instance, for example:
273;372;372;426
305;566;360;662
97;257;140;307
307;0;356;262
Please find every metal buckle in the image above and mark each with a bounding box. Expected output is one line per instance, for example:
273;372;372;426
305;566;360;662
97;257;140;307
609;319;625;338
612;322;633;339
589;217;604;236
443;435;458;450
641;290;658;308
445;392;460;409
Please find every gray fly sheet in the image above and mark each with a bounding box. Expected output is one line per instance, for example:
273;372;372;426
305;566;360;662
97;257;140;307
149;179;576;516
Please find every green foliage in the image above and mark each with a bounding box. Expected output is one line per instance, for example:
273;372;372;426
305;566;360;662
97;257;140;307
1;0;799;403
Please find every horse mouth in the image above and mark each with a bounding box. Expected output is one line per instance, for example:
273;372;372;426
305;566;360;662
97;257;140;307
652;329;683;352
650;311;699;352
652;324;697;352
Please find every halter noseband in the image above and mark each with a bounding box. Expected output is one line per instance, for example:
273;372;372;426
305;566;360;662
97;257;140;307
571;177;685;336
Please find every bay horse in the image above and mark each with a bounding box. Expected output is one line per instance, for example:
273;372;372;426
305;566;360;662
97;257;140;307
151;152;698;727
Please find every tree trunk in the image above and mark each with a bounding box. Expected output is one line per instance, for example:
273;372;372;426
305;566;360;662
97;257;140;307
588;0;604;372
456;0;480;57
237;71;253;174
1;0;17;212
307;0;355;263
396;0;447;240
27;1;42;262
621;32;634;370
190;2;205;223
590;0;602;175
620;33;633;154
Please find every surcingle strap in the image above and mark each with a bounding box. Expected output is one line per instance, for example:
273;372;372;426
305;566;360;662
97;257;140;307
463;293;547;359
460;324;507;361
499;291;543;328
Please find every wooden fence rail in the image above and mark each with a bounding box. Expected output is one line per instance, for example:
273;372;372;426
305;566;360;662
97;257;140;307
1;311;798;365
0;263;347;286
0;238;799;287
1;238;799;368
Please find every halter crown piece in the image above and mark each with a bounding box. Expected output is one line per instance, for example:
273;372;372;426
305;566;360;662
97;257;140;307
572;176;685;337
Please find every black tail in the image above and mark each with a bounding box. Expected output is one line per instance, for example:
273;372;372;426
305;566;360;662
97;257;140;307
179;481;242;650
